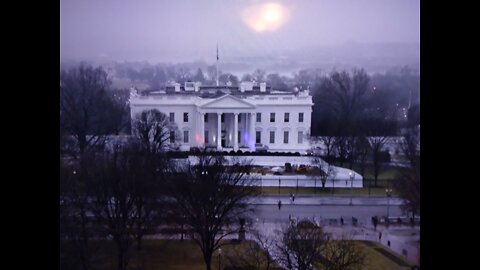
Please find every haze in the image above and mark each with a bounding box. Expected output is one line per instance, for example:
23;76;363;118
60;0;419;70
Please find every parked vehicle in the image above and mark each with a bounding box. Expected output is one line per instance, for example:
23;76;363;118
255;143;269;152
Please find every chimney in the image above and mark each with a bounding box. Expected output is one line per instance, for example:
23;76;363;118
194;82;200;92
240;81;253;92
174;83;180;92
260;82;266;92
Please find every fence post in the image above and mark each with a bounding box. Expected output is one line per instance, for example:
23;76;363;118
296;176;299;192
278;178;281;194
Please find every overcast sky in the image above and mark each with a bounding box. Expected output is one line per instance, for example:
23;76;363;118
60;0;420;62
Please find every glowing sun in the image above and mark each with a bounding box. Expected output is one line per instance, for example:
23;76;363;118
241;3;290;32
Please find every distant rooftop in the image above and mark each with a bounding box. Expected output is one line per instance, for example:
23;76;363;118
139;82;302;97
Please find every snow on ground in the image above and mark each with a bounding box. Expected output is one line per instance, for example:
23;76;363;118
183;155;363;182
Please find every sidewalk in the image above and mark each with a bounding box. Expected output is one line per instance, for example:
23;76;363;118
248;195;404;206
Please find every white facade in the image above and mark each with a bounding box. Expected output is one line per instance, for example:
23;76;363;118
129;83;314;153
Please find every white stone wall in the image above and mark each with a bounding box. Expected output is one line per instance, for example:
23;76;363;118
253;104;311;152
130;93;313;152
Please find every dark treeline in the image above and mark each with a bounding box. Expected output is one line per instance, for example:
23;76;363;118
60;61;419;139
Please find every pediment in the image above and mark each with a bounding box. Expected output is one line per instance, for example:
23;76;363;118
200;95;255;109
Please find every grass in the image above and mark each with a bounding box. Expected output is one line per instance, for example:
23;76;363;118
61;239;412;270
357;241;412;270
62;239;281;270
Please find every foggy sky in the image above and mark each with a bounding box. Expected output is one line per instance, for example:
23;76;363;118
60;0;420;63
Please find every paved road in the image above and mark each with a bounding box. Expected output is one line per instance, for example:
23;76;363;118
250;204;403;224
248;195;404;206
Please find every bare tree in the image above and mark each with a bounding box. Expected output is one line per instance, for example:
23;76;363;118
89;144;142;270
131;109;179;156
314;69;370;166
253;69;266;82
275;221;366;270
318;136;337;161
60;64;113;157
367;136;390;187
60;160;96;270
320;234;366;270
224;230;276;270
104;89;131;135
193;68;206;83
274;220;329;270
310;156;337;192
394;127;420;220
165;155;259;270
242;73;254;82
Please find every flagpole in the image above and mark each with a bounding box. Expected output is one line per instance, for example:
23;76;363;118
216;44;219;86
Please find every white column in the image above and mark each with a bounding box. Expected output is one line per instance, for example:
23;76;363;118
217;112;222;150
250;112;255;151
199;112;205;147
233;113;239;151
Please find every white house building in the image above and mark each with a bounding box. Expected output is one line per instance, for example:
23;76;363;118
129;81;314;153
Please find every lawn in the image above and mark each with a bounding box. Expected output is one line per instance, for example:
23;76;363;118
356;241;413;270
61;239;413;270
62;239;282;270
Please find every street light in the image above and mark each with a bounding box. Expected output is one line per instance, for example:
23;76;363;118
218;248;222;270
385;188;393;218
349;172;355;205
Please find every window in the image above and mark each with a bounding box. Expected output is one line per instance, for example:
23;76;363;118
205;131;209;143
184;130;189;143
284;131;289;144
284;113;289;122
169;112;174;122
256;131;261;143
221;114;225;123
204;114;208;122
256;113;261;122
183;112;188;122
170;131;175;143
298;131;303;144
270;113;275;122
238;131;241;143
270;131;275;144
238;114;241;123
299;113;304;123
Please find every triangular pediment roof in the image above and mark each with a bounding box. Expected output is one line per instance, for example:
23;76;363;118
199;95;255;109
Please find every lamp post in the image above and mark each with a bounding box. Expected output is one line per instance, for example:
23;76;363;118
349;172;355;205
385;188;393;218
218;248;222;270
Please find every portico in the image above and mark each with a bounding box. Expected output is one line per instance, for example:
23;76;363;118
196;95;256;151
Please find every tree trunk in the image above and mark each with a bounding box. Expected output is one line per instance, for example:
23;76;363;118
204;252;212;270
136;234;143;250
115;238;129;270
